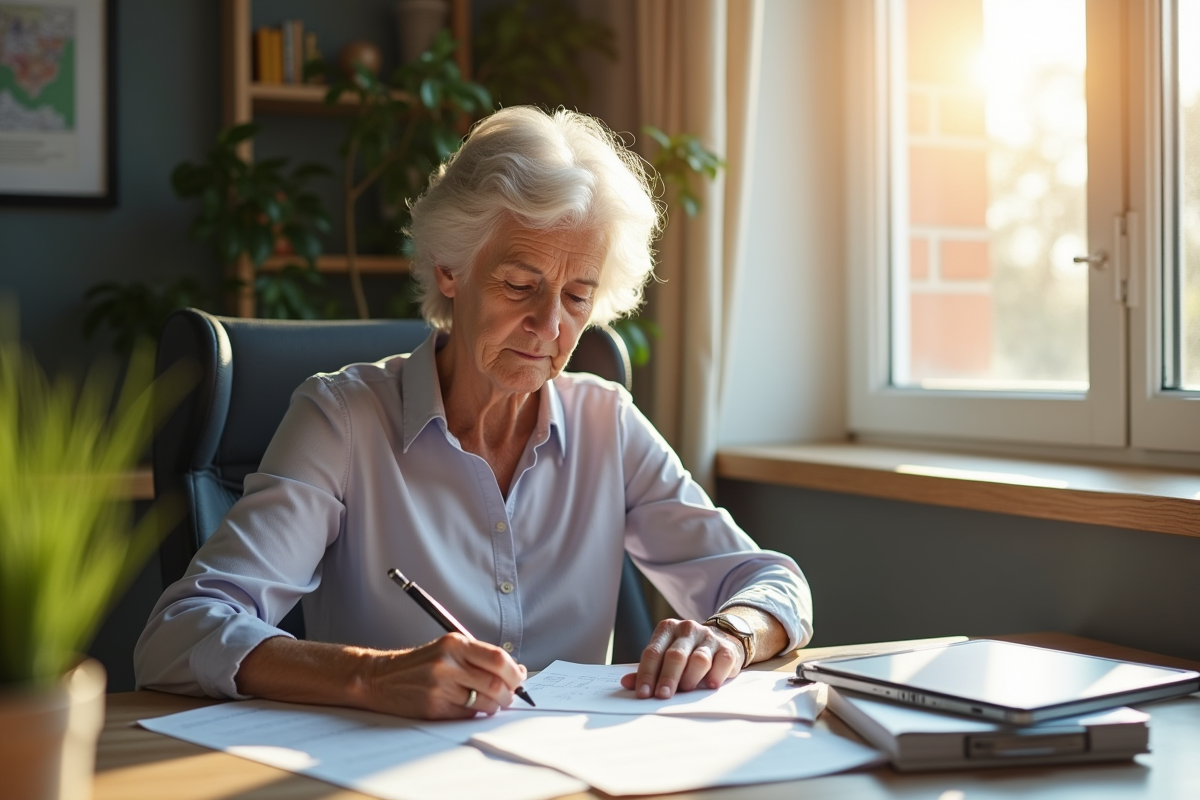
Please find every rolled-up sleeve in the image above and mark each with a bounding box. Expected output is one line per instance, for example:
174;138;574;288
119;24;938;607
134;375;349;698
618;393;814;653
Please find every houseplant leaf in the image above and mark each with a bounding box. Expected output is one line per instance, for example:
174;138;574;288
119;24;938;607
0;341;195;685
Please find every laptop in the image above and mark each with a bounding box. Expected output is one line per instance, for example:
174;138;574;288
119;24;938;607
796;639;1200;724
828;687;1150;772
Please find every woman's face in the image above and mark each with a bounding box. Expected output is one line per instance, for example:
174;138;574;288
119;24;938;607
437;221;606;396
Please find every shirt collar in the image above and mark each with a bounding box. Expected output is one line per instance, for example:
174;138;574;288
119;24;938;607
401;331;567;457
542;375;567;457
401;332;447;452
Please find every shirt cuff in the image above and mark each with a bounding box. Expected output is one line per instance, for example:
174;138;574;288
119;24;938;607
719;589;813;656
191;614;296;699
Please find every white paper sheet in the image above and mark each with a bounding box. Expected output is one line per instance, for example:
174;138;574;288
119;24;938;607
414;708;570;745
137;700;587;800
470;712;885;796
513;661;822;721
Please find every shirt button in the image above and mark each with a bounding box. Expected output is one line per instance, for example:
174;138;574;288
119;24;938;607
500;581;514;594
502;641;514;652
495;521;507;532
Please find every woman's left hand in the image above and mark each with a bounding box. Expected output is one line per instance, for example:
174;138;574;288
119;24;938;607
619;618;744;699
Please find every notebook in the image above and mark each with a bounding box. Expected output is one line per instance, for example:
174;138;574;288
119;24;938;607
828;687;1150;772
796;639;1200;724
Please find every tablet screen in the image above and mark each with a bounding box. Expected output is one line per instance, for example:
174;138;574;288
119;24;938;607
814;640;1196;711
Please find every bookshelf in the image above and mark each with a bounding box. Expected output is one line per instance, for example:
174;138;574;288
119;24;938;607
218;0;470;317
259;254;412;274
249;83;414;116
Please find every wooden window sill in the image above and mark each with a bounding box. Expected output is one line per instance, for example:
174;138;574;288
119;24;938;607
716;442;1200;539
121;466;154;501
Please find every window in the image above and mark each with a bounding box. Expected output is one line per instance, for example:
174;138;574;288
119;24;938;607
1133;0;1200;451
847;0;1200;453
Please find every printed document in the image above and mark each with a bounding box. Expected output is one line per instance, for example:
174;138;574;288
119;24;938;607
137;700;586;800
513;660;822;721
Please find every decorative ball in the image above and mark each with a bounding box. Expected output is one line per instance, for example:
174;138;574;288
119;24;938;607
338;41;382;79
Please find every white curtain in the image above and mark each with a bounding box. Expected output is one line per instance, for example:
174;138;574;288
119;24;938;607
634;0;764;492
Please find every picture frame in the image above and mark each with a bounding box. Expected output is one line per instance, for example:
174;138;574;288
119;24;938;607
0;0;116;207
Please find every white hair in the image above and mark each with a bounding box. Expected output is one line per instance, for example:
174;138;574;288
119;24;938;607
406;106;663;330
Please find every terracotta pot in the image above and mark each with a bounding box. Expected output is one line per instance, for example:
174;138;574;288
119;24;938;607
0;659;107;800
338;40;383;79
396;0;449;63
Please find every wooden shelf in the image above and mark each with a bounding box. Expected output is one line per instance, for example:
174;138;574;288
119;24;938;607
717;442;1200;539
259;254;410;274
221;0;470;317
122;467;154;501
249;82;414;116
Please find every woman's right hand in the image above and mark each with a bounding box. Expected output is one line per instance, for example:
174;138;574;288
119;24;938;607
235;633;527;720
361;633;528;719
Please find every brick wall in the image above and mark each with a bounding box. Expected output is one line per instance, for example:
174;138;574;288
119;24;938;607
904;0;992;381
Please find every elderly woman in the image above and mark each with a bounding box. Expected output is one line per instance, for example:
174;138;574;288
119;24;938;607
135;106;812;720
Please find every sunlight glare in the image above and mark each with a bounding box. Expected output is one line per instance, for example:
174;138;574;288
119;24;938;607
227;745;320;770
980;0;1086;148
1181;0;1200;103
896;464;1070;489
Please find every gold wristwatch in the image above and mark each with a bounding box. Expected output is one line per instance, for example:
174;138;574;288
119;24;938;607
704;612;755;669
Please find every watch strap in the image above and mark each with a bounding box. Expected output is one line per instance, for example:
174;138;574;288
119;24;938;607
704;613;754;669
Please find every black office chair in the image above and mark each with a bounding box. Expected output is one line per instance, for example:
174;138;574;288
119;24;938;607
153;308;653;662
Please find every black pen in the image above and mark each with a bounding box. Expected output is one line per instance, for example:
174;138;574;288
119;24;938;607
387;568;535;707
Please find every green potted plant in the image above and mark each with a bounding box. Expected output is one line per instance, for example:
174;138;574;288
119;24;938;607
170;123;334;320
82;277;210;355
472;0;615;108
615;125;726;367
315;30;491;319
0;310;192;799
83;124;336;351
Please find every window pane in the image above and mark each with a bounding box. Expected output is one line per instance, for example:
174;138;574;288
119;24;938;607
1178;0;1200;389
892;0;1088;392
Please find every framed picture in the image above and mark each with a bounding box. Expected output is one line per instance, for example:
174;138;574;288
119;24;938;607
0;0;116;206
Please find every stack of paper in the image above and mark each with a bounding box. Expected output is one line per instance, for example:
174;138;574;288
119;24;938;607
138;662;884;800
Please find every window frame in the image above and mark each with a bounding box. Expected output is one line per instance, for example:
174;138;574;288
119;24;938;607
1128;0;1200;451
846;0;1146;451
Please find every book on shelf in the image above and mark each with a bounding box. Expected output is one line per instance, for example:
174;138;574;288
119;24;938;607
304;30;324;84
254;23;320;86
281;23;294;84
282;19;303;84
253;27;268;84
254;26;281;84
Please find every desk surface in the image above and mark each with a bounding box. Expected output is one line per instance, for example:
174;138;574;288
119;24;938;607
95;633;1200;800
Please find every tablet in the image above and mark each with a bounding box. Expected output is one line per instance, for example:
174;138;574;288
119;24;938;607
796;639;1200;724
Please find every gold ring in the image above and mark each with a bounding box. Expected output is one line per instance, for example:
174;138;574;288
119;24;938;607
464;689;478;709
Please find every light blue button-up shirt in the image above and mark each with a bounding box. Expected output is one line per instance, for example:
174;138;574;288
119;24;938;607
135;334;813;699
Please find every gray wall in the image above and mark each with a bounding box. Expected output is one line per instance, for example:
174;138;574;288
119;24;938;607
1;0;429;692
0;0;412;372
0;2;220;373
718;479;1200;663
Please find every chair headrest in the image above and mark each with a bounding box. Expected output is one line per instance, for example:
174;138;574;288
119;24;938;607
154;309;432;483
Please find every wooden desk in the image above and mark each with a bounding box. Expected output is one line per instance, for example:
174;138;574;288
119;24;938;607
95;634;1200;799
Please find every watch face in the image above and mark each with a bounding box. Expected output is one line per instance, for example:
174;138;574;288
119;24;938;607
717;614;754;637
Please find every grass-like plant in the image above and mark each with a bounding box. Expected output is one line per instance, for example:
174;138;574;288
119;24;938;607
0;340;193;686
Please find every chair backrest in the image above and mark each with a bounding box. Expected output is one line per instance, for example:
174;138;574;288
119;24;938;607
153;309;652;659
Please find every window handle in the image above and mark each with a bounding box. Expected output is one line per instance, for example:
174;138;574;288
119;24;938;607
1073;251;1108;268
